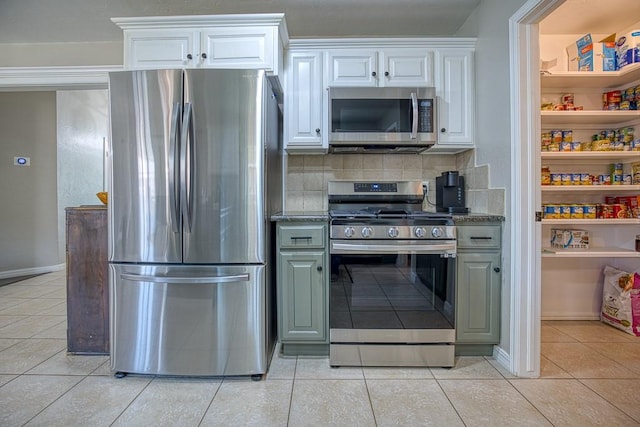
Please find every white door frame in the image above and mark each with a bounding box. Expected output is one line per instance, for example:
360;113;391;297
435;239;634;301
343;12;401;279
508;0;563;377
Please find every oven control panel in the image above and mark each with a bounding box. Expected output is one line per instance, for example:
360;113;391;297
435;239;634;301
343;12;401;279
331;224;456;240
353;182;397;192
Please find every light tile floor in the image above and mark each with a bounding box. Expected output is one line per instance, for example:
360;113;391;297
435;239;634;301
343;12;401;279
1;271;640;426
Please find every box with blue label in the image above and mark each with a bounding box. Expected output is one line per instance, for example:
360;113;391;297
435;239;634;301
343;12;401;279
551;229;590;249
616;30;640;69
567;34;594;71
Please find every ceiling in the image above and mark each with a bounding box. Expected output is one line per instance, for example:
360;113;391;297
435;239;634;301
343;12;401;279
0;0;638;45
539;0;640;35
0;0;482;43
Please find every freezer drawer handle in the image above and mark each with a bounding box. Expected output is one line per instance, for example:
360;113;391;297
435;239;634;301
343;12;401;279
120;273;250;284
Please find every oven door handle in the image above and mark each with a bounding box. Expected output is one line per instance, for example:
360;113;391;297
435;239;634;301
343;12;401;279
331;242;456;255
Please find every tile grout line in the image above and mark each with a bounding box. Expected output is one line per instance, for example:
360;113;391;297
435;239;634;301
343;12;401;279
284;355;298;427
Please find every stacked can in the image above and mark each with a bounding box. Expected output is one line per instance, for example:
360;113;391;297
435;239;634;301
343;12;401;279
611;163;624;185
603;90;622;110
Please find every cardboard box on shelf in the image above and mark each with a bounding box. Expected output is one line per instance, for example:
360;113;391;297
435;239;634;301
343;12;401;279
551;229;590;249
567;33;618;72
616;30;640;69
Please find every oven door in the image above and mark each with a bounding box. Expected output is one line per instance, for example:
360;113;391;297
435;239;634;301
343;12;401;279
329;239;456;367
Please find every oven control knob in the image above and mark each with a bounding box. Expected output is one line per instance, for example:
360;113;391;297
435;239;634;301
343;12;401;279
388;227;399;238
431;227;444;238
414;227;427;238
361;226;373;238
344;227;355;238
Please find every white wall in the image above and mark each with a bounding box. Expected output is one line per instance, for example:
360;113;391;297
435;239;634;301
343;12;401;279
457;0;530;356
0;92;60;277
56;90;109;261
0;42;122;67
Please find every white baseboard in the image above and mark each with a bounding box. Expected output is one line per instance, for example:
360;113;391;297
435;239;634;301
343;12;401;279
0;263;65;279
492;345;511;374
541;312;599;321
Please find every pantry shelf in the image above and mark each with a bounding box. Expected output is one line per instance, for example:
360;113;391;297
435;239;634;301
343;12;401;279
542;246;640;258
541;151;640;161
541;110;640;126
542;219;640;225
541;185;640;192
540;63;640;89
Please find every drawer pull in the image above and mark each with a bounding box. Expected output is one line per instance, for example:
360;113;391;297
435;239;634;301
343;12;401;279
290;236;312;242
470;236;493;240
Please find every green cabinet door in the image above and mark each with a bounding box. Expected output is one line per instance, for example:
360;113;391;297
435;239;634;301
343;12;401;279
278;250;327;341
456;251;501;343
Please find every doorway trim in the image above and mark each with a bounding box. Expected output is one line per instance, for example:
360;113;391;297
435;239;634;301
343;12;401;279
508;0;563;377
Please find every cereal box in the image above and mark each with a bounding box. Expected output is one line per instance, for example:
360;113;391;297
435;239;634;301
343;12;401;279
551;229;590;249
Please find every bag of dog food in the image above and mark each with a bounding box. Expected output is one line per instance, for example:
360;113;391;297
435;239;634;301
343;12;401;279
600;266;640;336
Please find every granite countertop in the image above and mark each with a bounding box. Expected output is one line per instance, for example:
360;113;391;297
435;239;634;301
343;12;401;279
452;214;505;223
271;211;503;223
271;211;330;222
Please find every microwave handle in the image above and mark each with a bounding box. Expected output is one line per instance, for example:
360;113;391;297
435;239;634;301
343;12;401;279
410;92;418;139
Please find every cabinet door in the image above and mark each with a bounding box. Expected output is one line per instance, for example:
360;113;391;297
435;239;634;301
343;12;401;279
380;49;434;87
200;27;274;70
327;50;378;86
434;49;474;149
456;251;501;344
278;251;327;342
126;30;198;69
285;51;326;152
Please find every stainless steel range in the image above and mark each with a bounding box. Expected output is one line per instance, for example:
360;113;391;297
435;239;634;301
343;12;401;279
328;181;456;367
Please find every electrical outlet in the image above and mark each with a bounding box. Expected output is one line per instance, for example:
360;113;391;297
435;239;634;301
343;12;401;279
421;181;429;193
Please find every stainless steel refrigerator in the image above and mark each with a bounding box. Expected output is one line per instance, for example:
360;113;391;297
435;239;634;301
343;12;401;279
107;69;282;377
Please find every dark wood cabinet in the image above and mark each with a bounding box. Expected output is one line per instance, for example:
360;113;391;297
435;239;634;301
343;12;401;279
65;206;109;354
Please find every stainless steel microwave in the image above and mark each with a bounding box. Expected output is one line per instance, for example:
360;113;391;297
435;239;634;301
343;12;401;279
328;87;436;154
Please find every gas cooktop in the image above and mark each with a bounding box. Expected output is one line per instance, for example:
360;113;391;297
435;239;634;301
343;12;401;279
329;208;452;220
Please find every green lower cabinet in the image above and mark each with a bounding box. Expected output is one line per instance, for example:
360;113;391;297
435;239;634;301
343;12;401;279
276;222;329;356
279;251;326;341
455;224;502;356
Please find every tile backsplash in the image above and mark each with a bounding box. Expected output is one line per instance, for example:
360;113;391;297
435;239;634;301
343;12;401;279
284;151;505;215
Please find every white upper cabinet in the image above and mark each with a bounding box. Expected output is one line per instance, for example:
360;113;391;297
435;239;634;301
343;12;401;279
430;48;475;152
282;38;475;154
327;48;434;87
112;14;289;75
284;51;326;153
126;30;198;69
380;49;435;87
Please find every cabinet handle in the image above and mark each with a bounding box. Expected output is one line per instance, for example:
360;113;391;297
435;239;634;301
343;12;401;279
317;266;323;272
291;236;312;243
440;128;446;133
384;71;389;76
470;236;493;240
494;267;501;273
315;128;321;135
372;71;377;77
186;54;193;60
201;53;207;59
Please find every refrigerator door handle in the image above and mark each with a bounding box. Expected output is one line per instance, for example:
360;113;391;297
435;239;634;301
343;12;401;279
180;102;195;233
169;102;182;233
120;273;250;284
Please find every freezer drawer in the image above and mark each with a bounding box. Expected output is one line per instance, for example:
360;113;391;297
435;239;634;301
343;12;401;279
109;264;268;376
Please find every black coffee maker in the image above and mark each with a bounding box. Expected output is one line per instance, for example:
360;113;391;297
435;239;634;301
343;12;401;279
436;171;469;213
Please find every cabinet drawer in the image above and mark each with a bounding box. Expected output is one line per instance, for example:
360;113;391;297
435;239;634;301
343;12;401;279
279;225;326;248
457;225;501;249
